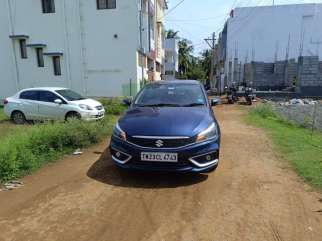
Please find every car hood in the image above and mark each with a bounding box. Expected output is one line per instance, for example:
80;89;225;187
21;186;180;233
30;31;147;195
70;99;102;108
119;107;214;137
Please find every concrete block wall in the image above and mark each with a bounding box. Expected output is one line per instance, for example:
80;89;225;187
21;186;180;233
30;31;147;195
244;63;253;84
274;61;286;87
228;61;233;84
298;56;322;96
233;58;238;84
286;59;298;87
298;56;320;87
241;56;322;95
230;56;322;96
251;62;279;89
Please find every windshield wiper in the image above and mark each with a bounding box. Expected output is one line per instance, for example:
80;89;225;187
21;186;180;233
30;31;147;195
183;103;205;107
138;103;181;107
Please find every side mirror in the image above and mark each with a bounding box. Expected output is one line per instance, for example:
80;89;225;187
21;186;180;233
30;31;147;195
211;98;220;106
54;99;63;105
123;98;132;106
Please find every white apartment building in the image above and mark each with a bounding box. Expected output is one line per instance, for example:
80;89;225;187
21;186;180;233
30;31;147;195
217;3;322;85
164;38;179;80
0;0;167;100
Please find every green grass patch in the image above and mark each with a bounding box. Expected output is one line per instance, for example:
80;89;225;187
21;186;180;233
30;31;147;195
99;98;128;115
0;106;17;140
246;104;322;190
0;106;8;122
0;123;25;140
0;115;118;182
0;99;127;182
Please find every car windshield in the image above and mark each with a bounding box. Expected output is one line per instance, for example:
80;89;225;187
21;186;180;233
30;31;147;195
56;89;86;101
134;84;207;107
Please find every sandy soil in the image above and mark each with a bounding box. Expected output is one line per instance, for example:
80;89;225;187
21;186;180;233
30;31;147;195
0;105;321;241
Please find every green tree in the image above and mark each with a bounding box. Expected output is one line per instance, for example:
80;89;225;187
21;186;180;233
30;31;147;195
167;29;208;81
166;29;179;39
186;65;207;80
200;49;212;80
178;39;194;77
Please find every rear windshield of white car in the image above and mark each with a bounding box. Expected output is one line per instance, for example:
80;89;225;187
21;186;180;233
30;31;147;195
56;89;86;101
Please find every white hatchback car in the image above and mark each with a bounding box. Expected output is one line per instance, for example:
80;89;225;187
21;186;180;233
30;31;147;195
3;87;105;124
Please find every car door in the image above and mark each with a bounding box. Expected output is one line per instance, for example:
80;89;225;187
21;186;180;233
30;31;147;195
19;90;40;120
38;91;67;120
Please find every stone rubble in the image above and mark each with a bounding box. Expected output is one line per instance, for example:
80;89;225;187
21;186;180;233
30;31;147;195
1;180;24;191
279;98;318;106
73;149;83;155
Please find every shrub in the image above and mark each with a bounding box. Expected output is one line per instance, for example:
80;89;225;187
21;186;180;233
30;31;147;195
0;107;8;122
250;104;277;119
0;116;117;182
99;98;128;115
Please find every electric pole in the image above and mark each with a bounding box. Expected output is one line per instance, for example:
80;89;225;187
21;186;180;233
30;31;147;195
204;32;216;88
139;0;145;90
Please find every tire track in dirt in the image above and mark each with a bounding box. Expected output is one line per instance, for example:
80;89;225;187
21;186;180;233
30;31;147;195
0;105;321;241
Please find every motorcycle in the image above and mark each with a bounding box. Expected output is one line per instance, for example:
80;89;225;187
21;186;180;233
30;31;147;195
227;93;234;104
244;88;254;105
226;86;238;104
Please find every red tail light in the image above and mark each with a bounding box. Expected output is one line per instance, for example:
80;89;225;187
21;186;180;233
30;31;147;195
3;99;8;105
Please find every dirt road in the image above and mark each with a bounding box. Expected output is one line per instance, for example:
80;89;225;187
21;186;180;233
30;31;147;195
0;105;321;241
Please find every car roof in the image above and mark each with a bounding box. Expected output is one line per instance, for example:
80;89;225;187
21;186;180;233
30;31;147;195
19;87;68;92
149;80;201;85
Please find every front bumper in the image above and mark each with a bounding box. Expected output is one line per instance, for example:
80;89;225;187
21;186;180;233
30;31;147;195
109;136;220;173
80;110;105;121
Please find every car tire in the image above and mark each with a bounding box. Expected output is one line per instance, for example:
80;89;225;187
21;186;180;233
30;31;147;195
11;111;26;125
66;112;81;121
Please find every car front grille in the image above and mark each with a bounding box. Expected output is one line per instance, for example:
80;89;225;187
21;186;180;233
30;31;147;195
95;105;103;110
127;136;196;149
128;159;191;170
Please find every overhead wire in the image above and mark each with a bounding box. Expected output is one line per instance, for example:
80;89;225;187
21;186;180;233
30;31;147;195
165;14;228;23
164;0;187;17
166;0;267;53
204;0;243;41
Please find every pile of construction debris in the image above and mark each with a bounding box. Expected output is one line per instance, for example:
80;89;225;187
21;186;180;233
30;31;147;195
274;99;322;130
279;98;318;106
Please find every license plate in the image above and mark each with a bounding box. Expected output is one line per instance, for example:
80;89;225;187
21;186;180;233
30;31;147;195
141;152;178;162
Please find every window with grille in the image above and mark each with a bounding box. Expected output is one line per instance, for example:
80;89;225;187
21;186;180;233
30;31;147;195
53;56;61;76
42;0;55;13
97;0;116;10
36;48;44;67
19;39;28;59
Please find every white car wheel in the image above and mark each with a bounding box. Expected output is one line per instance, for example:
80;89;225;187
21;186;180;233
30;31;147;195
12;111;26;125
66;112;81;121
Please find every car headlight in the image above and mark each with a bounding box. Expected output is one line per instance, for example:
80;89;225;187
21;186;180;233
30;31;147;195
113;122;127;141
196;123;218;143
79;104;93;110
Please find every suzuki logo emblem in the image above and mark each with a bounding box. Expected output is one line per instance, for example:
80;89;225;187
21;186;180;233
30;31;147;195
155;140;164;147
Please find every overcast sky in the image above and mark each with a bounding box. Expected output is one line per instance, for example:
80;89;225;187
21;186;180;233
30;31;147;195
164;0;322;55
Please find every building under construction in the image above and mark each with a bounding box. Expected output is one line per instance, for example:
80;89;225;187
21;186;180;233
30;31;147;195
215;3;322;96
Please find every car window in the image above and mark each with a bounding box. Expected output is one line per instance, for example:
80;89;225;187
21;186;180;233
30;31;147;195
20;91;39;101
38;91;61;103
56;89;86;101
134;84;207;107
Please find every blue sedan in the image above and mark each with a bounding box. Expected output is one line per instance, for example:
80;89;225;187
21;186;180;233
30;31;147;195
109;80;221;173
